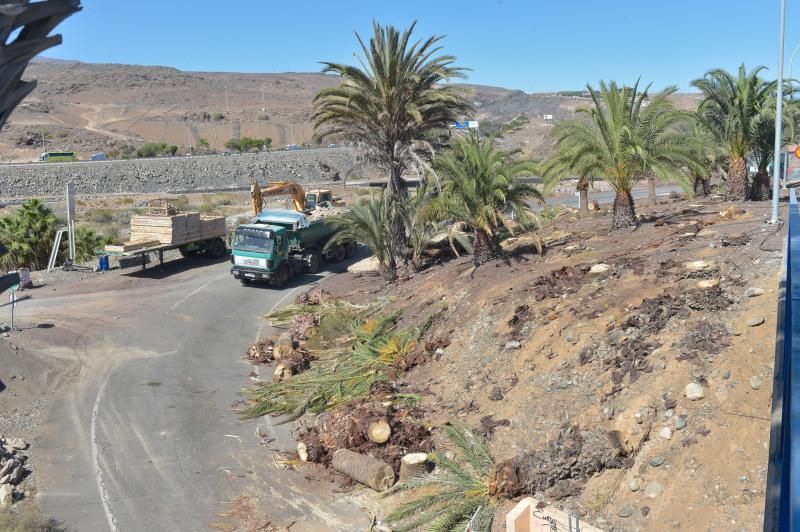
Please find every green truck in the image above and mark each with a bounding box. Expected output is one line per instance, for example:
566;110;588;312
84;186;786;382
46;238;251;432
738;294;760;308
230;209;355;286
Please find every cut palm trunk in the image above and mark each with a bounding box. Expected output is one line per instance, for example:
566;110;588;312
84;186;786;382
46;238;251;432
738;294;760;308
751;170;771;201
693;175;709;197
368;419;391;443
399;452;429;482
332;449;395;491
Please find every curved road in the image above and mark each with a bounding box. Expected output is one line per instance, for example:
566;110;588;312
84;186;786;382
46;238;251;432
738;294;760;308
14;257;367;531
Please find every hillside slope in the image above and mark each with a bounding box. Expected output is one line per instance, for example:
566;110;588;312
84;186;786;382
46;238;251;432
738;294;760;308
0;59;701;162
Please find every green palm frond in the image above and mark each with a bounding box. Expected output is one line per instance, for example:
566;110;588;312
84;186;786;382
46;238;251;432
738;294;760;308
386;424;496;532
312;21;471;195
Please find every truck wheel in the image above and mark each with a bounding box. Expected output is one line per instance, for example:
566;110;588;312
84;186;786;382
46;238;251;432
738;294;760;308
240;278;252;286
332;244;346;263
208;238;226;259
345;241;357;258
274;266;289;288
307;253;321;274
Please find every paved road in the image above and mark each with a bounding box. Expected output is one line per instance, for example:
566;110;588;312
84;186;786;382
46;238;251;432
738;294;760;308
14;257;368;531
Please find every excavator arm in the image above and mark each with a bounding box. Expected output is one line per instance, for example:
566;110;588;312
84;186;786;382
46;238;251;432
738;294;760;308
250;181;307;214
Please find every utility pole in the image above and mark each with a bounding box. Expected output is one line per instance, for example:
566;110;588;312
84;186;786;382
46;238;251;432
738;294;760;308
186;120;192;154
771;0;786;223
290;113;294;145
225;90;229;116
261;85;266;112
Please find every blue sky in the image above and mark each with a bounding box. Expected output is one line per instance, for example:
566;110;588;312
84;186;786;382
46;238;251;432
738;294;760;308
42;0;799;92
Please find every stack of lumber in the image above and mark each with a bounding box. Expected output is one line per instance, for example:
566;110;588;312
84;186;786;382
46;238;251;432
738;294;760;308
103;212;227;253
128;213;201;245
199;216;226;239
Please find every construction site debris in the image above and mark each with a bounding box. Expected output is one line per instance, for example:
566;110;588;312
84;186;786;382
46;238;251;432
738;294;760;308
331;449;395;492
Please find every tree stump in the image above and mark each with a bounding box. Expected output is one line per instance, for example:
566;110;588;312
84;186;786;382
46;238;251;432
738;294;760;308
331;449;395;492
273;332;294;361
367;419;391;444
399;452;429;482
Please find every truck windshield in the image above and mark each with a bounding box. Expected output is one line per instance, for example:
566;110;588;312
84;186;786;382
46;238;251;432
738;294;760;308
232;229;273;254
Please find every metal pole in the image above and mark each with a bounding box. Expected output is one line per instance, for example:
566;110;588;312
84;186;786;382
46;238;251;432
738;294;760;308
772;0;787;224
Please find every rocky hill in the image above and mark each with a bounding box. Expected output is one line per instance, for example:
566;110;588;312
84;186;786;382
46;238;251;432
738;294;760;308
0;59;702;162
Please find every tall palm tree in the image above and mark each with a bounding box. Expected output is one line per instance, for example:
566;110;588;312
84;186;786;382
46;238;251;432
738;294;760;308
312;21;471;264
631;86;699;206
692;65;777;200
749;91;800;200
426;134;543;265
545;80;697;229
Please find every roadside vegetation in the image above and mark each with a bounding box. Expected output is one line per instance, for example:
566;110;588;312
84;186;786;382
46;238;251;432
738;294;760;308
224;136;271;152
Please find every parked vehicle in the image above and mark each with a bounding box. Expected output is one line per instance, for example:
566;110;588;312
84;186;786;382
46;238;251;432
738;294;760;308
90;151;107;161
230;209;355;287
285;144;299;151
39;151;77;162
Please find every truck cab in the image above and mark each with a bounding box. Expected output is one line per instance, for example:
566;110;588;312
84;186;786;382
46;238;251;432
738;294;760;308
230;223;290;285
230;209;355;287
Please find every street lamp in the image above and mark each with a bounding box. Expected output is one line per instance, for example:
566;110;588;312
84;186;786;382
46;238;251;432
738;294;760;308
771;0;787;224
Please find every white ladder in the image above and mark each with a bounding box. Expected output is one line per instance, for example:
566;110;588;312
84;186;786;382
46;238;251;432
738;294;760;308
46;228;68;273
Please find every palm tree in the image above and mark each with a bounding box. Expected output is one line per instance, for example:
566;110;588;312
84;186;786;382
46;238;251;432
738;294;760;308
312;21;471;263
749;92;800;200
692;65;777;200
326;190;399;281
426;134;543;265
545;80;697;229
686;121;721;197
630;86;699;206
0;199;57;270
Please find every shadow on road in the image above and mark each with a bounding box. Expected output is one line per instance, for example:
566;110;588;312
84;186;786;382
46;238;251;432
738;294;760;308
124;254;231;279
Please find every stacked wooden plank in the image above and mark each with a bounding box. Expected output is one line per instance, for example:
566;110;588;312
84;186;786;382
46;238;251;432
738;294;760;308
199;216;227;239
103;212;228;253
128;213;211;245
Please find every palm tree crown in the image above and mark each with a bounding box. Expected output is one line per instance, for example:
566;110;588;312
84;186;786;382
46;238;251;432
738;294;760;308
692;64;777;199
426;133;543;265
312;20;471;197
544;80;697;228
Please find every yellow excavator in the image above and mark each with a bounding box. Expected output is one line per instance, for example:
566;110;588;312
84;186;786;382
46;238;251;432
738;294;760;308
250;181;343;215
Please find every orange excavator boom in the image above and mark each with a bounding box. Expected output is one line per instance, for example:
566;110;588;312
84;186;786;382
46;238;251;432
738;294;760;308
250;181;307;214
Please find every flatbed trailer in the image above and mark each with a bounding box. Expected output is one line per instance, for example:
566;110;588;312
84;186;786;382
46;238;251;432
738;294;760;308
99;235;227;271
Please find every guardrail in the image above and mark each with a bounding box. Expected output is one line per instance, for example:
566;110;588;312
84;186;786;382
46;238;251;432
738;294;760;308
765;188;799;531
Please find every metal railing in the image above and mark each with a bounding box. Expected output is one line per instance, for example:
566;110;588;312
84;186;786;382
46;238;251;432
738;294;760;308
765;188;800;531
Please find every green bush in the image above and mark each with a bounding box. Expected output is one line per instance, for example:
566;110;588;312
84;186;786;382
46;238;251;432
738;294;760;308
0;200;57;271
135;142;172;158
73;227;112;262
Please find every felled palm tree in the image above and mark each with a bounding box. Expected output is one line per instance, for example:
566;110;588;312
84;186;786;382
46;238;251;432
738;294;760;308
546;80;697;228
0;1;80;131
426;134;543;265
312;21;471;265
386;424;497;532
692;65;777;200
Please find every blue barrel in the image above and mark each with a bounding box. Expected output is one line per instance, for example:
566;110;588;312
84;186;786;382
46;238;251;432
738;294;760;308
98;255;109;271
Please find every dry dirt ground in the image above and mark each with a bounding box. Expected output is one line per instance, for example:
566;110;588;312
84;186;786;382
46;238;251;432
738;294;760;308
321;194;786;530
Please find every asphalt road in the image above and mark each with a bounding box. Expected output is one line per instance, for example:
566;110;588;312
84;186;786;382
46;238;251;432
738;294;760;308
13;257;368;531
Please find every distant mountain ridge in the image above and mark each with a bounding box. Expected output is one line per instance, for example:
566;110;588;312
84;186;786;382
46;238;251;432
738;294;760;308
0;59;701;162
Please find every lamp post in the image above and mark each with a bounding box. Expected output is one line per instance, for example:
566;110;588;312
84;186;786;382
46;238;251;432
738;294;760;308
771;0;787;224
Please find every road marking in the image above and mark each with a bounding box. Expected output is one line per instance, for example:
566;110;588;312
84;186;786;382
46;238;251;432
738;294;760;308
91;372;118;532
170;273;229;310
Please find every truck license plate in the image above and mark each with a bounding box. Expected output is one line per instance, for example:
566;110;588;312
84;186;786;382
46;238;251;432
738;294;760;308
245;273;255;278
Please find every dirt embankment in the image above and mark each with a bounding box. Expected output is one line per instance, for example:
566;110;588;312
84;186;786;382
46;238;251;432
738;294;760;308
319;195;784;530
